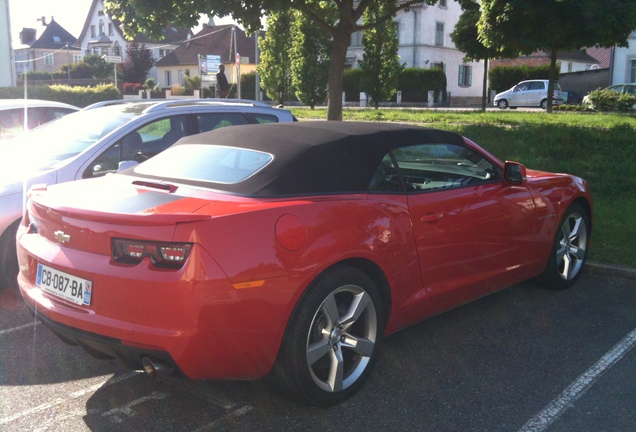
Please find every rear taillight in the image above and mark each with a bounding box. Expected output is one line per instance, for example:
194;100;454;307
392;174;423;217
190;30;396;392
112;238;192;269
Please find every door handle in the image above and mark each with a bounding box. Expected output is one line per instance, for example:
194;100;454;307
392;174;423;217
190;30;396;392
420;213;443;223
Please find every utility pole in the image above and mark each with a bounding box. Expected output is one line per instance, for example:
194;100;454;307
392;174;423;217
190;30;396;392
66;43;71;80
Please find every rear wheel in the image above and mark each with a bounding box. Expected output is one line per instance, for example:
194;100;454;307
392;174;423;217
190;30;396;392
272;266;385;406
538;203;589;290
497;99;509;109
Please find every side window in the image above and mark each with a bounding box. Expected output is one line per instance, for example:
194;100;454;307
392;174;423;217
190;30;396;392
250;113;280;124
530;82;545;90
374;143;500;193
196;113;249;133
369;154;403;192
83;115;188;178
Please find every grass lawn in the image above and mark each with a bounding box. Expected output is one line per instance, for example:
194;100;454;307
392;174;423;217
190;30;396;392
291;108;636;268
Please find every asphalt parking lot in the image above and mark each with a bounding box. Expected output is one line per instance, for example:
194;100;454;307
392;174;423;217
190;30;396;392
1;268;635;431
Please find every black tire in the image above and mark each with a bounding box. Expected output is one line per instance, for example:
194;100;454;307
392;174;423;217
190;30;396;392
0;220;21;291
271;265;385;406
538;203;589;290
540;99;548;109
497;99;508;109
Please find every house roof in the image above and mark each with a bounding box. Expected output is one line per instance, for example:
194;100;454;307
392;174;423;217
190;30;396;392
155;24;261;67
29;19;79;50
77;0;192;46
585;47;612;68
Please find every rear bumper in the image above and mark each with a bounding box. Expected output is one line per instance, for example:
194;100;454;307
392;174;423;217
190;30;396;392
25;299;176;371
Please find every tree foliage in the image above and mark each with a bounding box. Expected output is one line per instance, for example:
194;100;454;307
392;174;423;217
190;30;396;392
257;11;294;105
290;11;332;109
104;0;438;120
117;42;155;84
358;0;403;109
82;54;114;79
478;0;636;112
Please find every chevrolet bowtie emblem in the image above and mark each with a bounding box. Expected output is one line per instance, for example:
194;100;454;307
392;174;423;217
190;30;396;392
54;230;71;244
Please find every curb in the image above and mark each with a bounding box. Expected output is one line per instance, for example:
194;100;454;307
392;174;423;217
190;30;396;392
584;260;636;280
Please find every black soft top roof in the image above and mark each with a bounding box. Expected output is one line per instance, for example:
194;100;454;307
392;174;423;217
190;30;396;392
140;121;467;196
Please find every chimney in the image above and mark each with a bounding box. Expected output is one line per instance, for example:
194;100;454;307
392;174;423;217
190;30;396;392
37;16;47;26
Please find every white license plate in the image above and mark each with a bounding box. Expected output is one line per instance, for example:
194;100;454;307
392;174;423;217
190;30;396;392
36;264;92;306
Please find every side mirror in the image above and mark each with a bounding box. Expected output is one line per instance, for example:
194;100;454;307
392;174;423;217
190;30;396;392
504;161;527;185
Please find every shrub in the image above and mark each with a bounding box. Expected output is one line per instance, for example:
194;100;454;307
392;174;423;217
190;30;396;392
586;88;636;112
145;78;156;90
123;82;144;95
25;71;53;80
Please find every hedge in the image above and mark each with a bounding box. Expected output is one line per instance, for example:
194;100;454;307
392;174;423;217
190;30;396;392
343;68;446;102
0;84;122;107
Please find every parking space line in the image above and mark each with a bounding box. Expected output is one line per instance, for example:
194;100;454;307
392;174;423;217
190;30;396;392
0;371;141;426
518;326;636;432
0;322;40;336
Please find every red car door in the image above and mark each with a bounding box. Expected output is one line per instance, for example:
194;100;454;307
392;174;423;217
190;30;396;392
392;143;538;308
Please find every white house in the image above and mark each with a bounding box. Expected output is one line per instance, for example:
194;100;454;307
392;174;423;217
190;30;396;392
0;0;15;86
76;0;191;83
611;30;636;85
347;0;484;106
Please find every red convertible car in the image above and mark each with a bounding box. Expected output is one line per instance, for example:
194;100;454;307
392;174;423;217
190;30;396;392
17;121;592;405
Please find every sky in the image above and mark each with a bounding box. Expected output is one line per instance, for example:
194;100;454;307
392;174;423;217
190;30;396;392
8;0;235;47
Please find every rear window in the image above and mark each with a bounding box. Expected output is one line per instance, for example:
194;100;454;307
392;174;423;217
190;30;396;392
133;144;273;184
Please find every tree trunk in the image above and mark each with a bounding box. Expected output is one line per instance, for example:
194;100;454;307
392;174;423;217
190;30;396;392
547;49;559;113
326;29;350;121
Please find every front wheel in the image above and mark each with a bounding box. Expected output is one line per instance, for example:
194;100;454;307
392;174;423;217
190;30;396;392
538;203;589;290
497;99;509;109
271;266;385;406
540;99;548;109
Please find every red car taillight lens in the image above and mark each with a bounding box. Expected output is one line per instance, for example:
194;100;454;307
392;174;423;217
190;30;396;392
112;238;192;269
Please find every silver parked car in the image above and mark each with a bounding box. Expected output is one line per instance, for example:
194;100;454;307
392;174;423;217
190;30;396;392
0;99;295;289
0;99;79;142
494;80;563;110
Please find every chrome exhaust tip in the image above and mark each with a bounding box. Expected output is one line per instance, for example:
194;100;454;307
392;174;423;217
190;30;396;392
142;357;174;378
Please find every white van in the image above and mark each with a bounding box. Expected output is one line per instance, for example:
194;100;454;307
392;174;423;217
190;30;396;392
494;80;563;109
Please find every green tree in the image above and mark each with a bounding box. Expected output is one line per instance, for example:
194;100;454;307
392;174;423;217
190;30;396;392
290;11;331;109
358;0;402;109
82;54;113;79
257;11;294;105
478;0;636;112
117;42;155;84
450;1;517;111
104;0;438;120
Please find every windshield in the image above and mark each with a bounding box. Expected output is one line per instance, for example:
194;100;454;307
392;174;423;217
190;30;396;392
0;109;132;177
133;144;273;184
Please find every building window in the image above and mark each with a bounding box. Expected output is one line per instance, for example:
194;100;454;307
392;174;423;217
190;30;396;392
91;25;96;37
44;53;54;66
113;42;122;57
159;49;172;58
99;20;105;35
108;23;114;36
630;59;636;82
435;22;444;46
431;62;445;71
73;54;83;63
98;10;104;15
350;30;363;47
458;65;472;87
439;0;448;7
394;21;400;45
567;62;573;72
165;71;172;87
